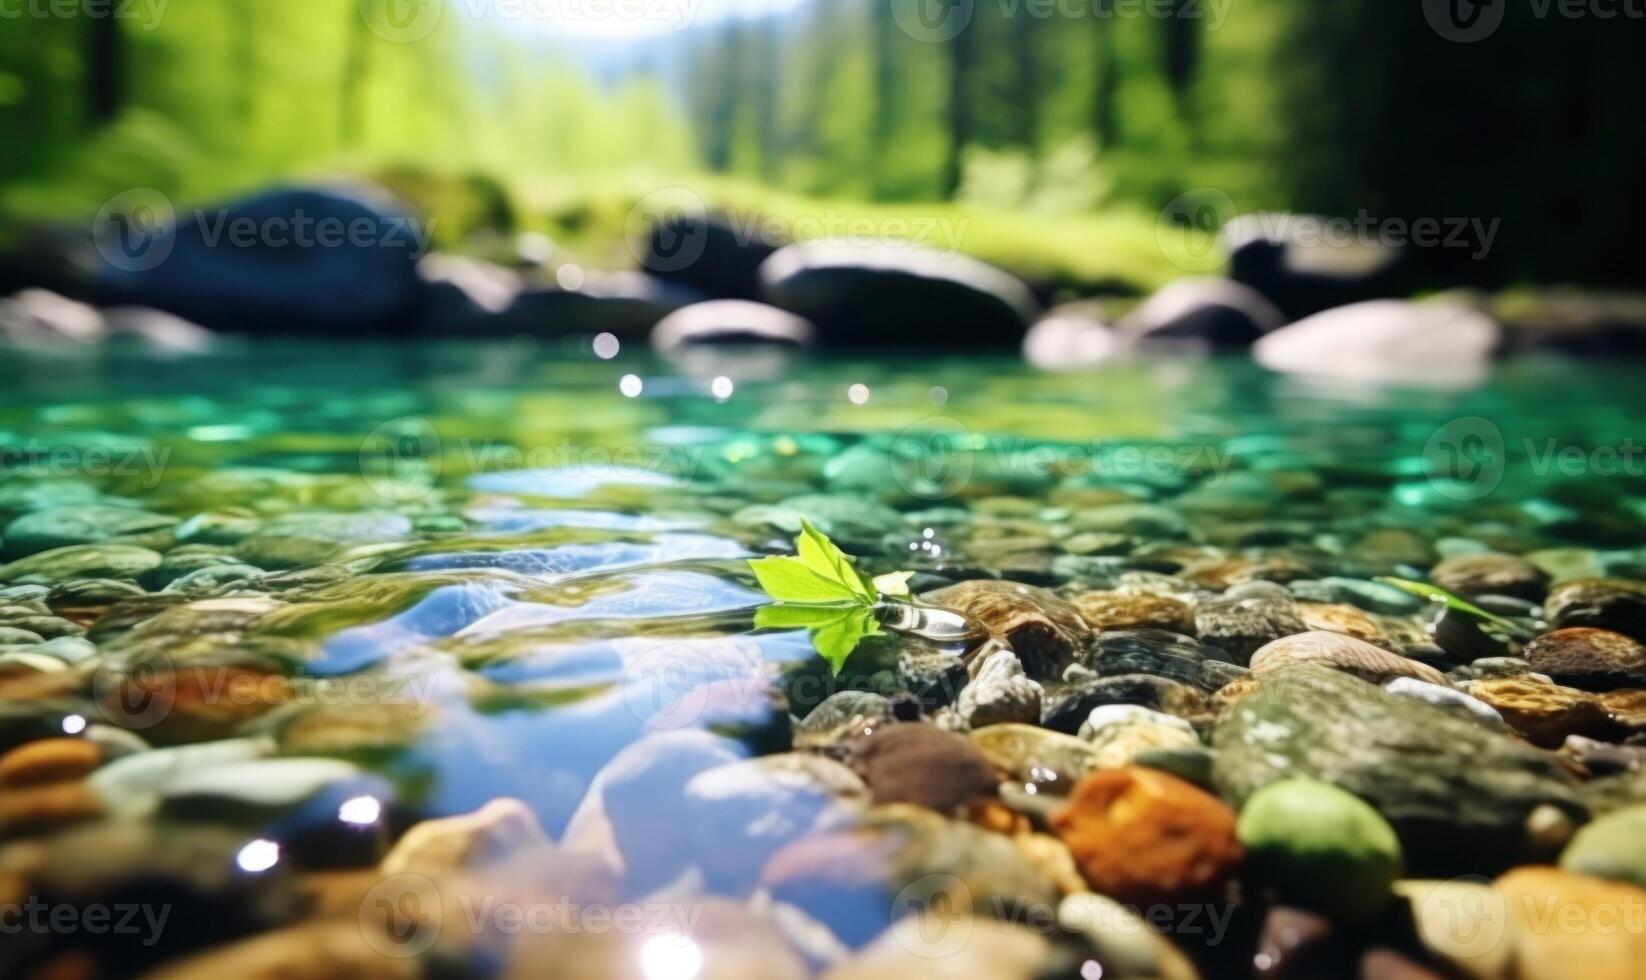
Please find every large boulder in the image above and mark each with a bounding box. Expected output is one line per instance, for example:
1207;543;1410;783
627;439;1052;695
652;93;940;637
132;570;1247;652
640;210;780;300
1254;299;1502;388
93;186;426;335
760;242;1039;347
471;271;702;339
1212;665;1584;874
1224;212;1406;322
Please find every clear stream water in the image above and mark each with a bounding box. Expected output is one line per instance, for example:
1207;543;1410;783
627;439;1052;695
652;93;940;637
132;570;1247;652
2;339;1644;970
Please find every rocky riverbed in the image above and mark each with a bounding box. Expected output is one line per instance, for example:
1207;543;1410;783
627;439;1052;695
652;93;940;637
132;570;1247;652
2;347;1646;978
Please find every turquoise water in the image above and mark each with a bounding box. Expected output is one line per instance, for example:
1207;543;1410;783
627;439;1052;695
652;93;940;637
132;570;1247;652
2;340;1644;972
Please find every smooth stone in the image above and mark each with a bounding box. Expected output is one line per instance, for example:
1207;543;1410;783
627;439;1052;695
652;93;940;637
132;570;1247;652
1558;804;1646;889
1070;502;1189;538
573;729;746;893
88;736;275;814
684;753;869;891
1383;677;1506;730
0;544;162;584
1496;867;1646;980
1237;778;1403;926
792;691;897;749
825;914;1054;980
1546;578;1646;644
1083;629;1247;694
1250;631;1449;685
1526;627;1646;691
0;626;42;645
1133;745;1218;791
159;757;366;812
1297;602;1396;650
1212;666;1584;874
0;779;104;833
1123;277;1286;348
1466;677;1617;748
1254;299;1500;389
762;804;1060;948
382;797;550;876
956;646;1043;729
1078;704;1201;769
843;722;1000;817
1056;893;1200;980
1022;307;1119;369
969;723;1098;789
760;241;1039;347
1042;674;1206;734
920;580;1088;681
1431;553;1550;603
46;577;148;606
1051;766;1243;906
0;738;101;787
2;505;175;558
1071;591;1196;634
1195;593;1309;664
652;299;815;349
96;185;424;335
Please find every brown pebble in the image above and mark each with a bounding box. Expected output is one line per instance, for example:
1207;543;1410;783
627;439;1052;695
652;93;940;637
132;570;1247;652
846;723;1001;816
0;739;102;788
0;781;104;832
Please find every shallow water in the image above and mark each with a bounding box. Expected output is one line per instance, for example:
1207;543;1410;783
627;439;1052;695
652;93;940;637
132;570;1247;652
3;340;1645;972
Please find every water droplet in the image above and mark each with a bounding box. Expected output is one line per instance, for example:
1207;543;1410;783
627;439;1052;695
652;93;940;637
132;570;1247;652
620;374;644;398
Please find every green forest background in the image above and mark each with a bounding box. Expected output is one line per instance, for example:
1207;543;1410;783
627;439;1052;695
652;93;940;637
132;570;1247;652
0;0;1639;292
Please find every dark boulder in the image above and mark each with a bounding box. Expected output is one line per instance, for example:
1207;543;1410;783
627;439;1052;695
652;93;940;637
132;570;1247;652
640;210;779;301
1224;212;1406;322
93;186;426;335
760;242;1039;348
431;270;702;339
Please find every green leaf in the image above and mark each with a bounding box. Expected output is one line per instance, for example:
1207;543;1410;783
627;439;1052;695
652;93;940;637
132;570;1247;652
871;570;915;599
748;556;862;603
797;517;874;601
755;603;860;630
1374;576;1534;638
754;602;882;674
812;605;883;675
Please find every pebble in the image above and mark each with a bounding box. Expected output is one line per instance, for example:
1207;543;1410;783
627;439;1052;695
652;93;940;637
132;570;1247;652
1546;578;1646;643
1383;677;1507;730
1558;804;1646;889
956;646;1044;729
1057;893;1200;980
1070;591;1196;634
1524;627;1646;691
825;914;1054;980
381;797;550;876
1195;593;1309;664
0;543;163;584
1050;766;1243;905
922;580;1089;680
844;723;1001;817
1296;601;1395;649
1466;676;1617;747
1249;631;1450;685
0;738;101;787
793;691;897;750
684;753;869;890
1430;553;1550;602
1041;673;1207;734
969;723;1098;788
1078;704;1200;768
1237;779;1403;925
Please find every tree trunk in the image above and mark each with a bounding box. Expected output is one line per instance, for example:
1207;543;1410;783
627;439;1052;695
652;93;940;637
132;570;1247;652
942;24;977;199
1094;7;1121;147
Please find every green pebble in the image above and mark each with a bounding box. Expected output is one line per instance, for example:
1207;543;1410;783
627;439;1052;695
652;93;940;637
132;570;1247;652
1237;778;1403;926
1560;805;1646;889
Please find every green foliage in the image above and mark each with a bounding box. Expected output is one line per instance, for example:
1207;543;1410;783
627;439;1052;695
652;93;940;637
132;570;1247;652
749;518;913;675
1374;577;1534;639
